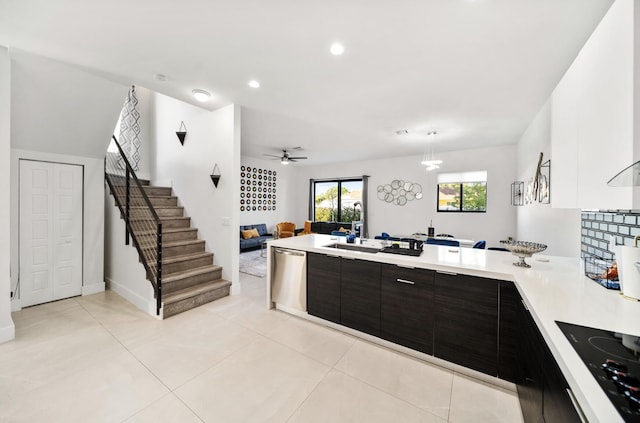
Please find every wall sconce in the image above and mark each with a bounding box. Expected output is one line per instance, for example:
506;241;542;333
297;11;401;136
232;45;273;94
176;121;187;145
210;164;221;187
511;181;524;206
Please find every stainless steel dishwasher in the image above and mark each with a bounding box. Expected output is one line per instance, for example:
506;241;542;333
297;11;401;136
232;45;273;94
272;248;307;312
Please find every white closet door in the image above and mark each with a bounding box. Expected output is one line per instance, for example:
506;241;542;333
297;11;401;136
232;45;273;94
20;160;83;307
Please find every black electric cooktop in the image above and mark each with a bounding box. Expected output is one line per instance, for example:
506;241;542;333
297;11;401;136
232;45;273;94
557;321;640;422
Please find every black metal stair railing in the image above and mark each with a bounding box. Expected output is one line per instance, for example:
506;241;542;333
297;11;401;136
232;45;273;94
105;135;163;315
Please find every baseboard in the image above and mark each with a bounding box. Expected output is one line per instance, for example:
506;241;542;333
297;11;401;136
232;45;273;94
230;282;241;295
10;297;21;312
105;277;159;318
82;281;105;296
0;321;15;344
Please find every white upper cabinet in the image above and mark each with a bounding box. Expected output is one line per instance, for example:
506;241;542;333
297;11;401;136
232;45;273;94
551;0;635;209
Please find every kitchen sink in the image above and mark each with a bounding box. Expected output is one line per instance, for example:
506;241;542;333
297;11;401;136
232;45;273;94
324;243;382;253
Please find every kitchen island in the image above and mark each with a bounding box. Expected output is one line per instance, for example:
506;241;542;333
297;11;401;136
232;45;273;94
266;234;640;423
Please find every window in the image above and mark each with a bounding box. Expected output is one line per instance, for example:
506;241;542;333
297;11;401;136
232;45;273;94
437;171;487;212
313;179;363;222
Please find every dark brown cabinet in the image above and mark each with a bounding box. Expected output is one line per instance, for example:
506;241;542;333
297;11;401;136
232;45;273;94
517;298;581;423
340;258;381;336
307;252;341;323
498;281;520;383
517;298;545;423
380;264;435;354
434;271;498;376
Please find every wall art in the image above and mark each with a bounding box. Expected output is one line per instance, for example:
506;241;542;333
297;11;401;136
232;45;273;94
376;180;422;206
240;165;276;211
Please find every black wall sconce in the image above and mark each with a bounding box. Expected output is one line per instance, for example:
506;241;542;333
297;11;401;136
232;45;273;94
176;121;187;145
210;164;221;187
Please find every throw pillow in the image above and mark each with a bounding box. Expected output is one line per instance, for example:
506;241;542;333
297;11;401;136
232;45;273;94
241;228;260;239
338;227;348;232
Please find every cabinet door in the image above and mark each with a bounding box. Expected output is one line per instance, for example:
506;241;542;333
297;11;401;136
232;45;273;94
434;272;498;376
542;356;582;423
380;264;434;354
307;253;341;323
341;258;381;336
517;300;544;423
498;281;520;383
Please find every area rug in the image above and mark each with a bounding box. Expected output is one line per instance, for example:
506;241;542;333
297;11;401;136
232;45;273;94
239;249;267;278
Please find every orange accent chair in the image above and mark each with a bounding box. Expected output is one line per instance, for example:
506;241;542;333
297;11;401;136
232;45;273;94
298;220;316;236
275;222;296;239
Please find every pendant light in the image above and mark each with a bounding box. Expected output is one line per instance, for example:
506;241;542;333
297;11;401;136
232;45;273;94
421;131;442;171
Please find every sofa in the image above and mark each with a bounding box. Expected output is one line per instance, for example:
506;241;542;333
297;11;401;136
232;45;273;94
240;224;273;252
309;221;357;235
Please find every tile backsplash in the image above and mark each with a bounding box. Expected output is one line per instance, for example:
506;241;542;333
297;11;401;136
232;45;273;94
581;211;640;260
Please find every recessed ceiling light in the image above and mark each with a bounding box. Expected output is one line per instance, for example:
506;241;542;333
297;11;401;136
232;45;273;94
330;43;345;56
153;73;168;82
248;80;260;88
192;89;211;102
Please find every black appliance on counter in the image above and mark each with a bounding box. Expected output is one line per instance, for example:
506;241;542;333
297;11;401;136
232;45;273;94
557;321;640;422
380;246;423;256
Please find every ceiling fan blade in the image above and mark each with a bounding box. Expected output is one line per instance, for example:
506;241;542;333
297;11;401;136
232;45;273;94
263;154;281;158
287;156;307;160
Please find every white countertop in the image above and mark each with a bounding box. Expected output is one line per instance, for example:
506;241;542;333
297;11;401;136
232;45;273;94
268;234;640;422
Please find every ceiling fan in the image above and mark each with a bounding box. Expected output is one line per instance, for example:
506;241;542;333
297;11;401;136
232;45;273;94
264;147;308;165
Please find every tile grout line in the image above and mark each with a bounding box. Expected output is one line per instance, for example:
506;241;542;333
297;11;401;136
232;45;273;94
330;340;451;421
74;296;212;422
73;296;176;391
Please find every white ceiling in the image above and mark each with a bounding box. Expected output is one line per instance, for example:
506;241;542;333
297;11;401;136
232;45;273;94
0;0;614;165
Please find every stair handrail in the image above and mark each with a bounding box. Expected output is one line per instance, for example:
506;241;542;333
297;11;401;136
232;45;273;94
105;135;163;315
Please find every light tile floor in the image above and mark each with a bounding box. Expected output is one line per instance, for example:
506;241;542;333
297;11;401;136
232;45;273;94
0;273;523;422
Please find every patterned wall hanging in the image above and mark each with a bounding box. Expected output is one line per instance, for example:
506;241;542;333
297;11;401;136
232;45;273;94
117;85;141;171
376;180;422;206
240;165;277;212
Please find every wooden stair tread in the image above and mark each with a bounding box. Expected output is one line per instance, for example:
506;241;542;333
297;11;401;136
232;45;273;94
137;227;196;236
129;194;176;199
138;239;204;251
130;206;183;210
158;251;212;265
162;279;231;304
162;264;223;283
130;216;190;222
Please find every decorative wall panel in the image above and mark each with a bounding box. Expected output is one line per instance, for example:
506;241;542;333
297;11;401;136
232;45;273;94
240;165;276;212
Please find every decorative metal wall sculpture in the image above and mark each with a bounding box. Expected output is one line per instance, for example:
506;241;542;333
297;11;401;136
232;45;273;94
523;153;550;205
376;180;422;206
240;165;276;212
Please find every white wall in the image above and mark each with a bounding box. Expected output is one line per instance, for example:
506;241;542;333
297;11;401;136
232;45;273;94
239;156;297;234
150;95;239;285
0;46;15;343
516;100;581;257
292;145;517;248
10;48;127;158
10;149;107;309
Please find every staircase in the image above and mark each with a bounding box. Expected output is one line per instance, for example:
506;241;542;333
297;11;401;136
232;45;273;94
112;182;231;318
105;136;230;319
